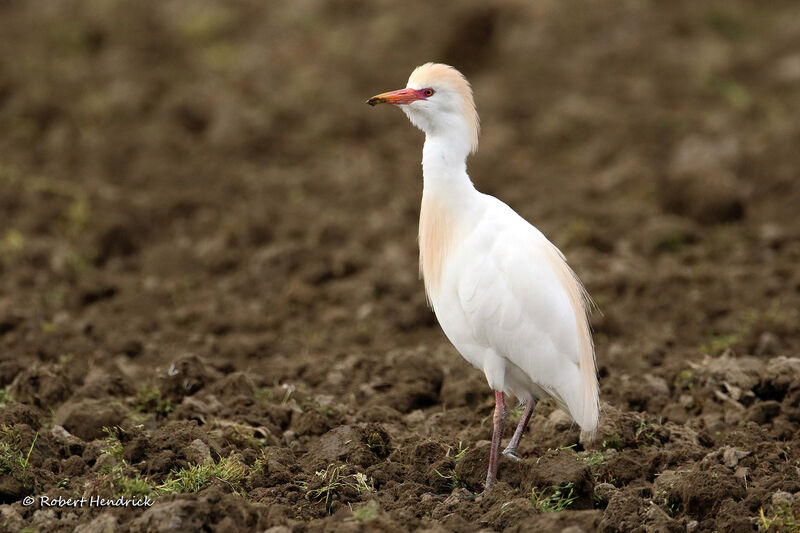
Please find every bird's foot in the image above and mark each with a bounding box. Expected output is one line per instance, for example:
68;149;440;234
501;448;522;462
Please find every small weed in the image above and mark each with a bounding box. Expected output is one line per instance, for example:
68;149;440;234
21;432;37;472
98;427;156;497
211;419;270;449
700;332;744;355
592;483;611;506
280;384;295;405
531;482;577;513
0;386;14;407
98;427;160;497
157;455;247;495
351;472;373;493
102;427;124;460
253;383;304;414
674;369;694;389
442;440;469;461
134;387;174;417
255;387;275;404
582;451;606;466
634;418;659;446
601;432;624;451
759;501;800;532
654;488;681;517
102;452;251;498
454;441;469;461
255;384;305;414
0;425;37;476
365;433;386;455
102;463;154;498
302;464;374;513
433;467;462;490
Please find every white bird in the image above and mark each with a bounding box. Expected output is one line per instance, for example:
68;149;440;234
367;63;599;490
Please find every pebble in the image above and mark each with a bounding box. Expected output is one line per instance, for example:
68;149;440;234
772;491;793;505
722;447;750;468
185;438;212;464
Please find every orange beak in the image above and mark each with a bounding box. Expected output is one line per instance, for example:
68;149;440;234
366;87;424;106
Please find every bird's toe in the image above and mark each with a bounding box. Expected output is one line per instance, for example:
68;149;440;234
501;449;522;462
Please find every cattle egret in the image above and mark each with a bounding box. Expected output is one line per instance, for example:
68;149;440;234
367;63;599;490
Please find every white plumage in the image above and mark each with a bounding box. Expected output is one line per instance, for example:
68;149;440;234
368;63;599;490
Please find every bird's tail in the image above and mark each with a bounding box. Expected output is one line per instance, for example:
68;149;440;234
580;426;598;444
574;385;599;444
546;241;600;444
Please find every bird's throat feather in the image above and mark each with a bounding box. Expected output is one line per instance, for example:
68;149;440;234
418;193;457;298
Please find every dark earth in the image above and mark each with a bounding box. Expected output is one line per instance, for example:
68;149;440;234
2;1;800;531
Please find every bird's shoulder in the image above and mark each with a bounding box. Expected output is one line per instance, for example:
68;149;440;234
456;196;566;305
469;193;560;263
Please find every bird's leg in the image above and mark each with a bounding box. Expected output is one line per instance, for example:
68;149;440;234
502;399;537;462
485;390;506;491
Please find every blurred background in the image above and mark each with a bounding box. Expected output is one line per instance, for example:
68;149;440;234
1;0;798;376
1;0;800;528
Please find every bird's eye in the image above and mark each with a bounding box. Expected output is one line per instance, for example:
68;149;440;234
423;88;435;97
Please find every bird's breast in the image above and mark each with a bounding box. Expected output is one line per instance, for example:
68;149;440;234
418;192;461;299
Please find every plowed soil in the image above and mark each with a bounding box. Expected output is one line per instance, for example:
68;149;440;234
2;1;800;532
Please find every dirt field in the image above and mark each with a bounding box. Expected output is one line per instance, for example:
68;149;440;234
2;1;800;531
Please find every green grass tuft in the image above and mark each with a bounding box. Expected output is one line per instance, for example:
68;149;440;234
301;464;374;513
101;426;124;460
102;463;154;498
454;441;469;461
581;450;606;466
157;455;247;495
133;387;175;417
530;482;577;513
674;369;694;389
601;431;624;451
433;467;462;491
0;425;36;475
759;501;800;532
0;386;15;408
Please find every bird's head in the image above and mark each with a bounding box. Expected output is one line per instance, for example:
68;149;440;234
367;63;480;155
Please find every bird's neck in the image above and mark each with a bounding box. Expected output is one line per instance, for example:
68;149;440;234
418;135;479;298
421;135;476;198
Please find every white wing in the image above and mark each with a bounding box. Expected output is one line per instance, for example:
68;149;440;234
455;197;599;438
